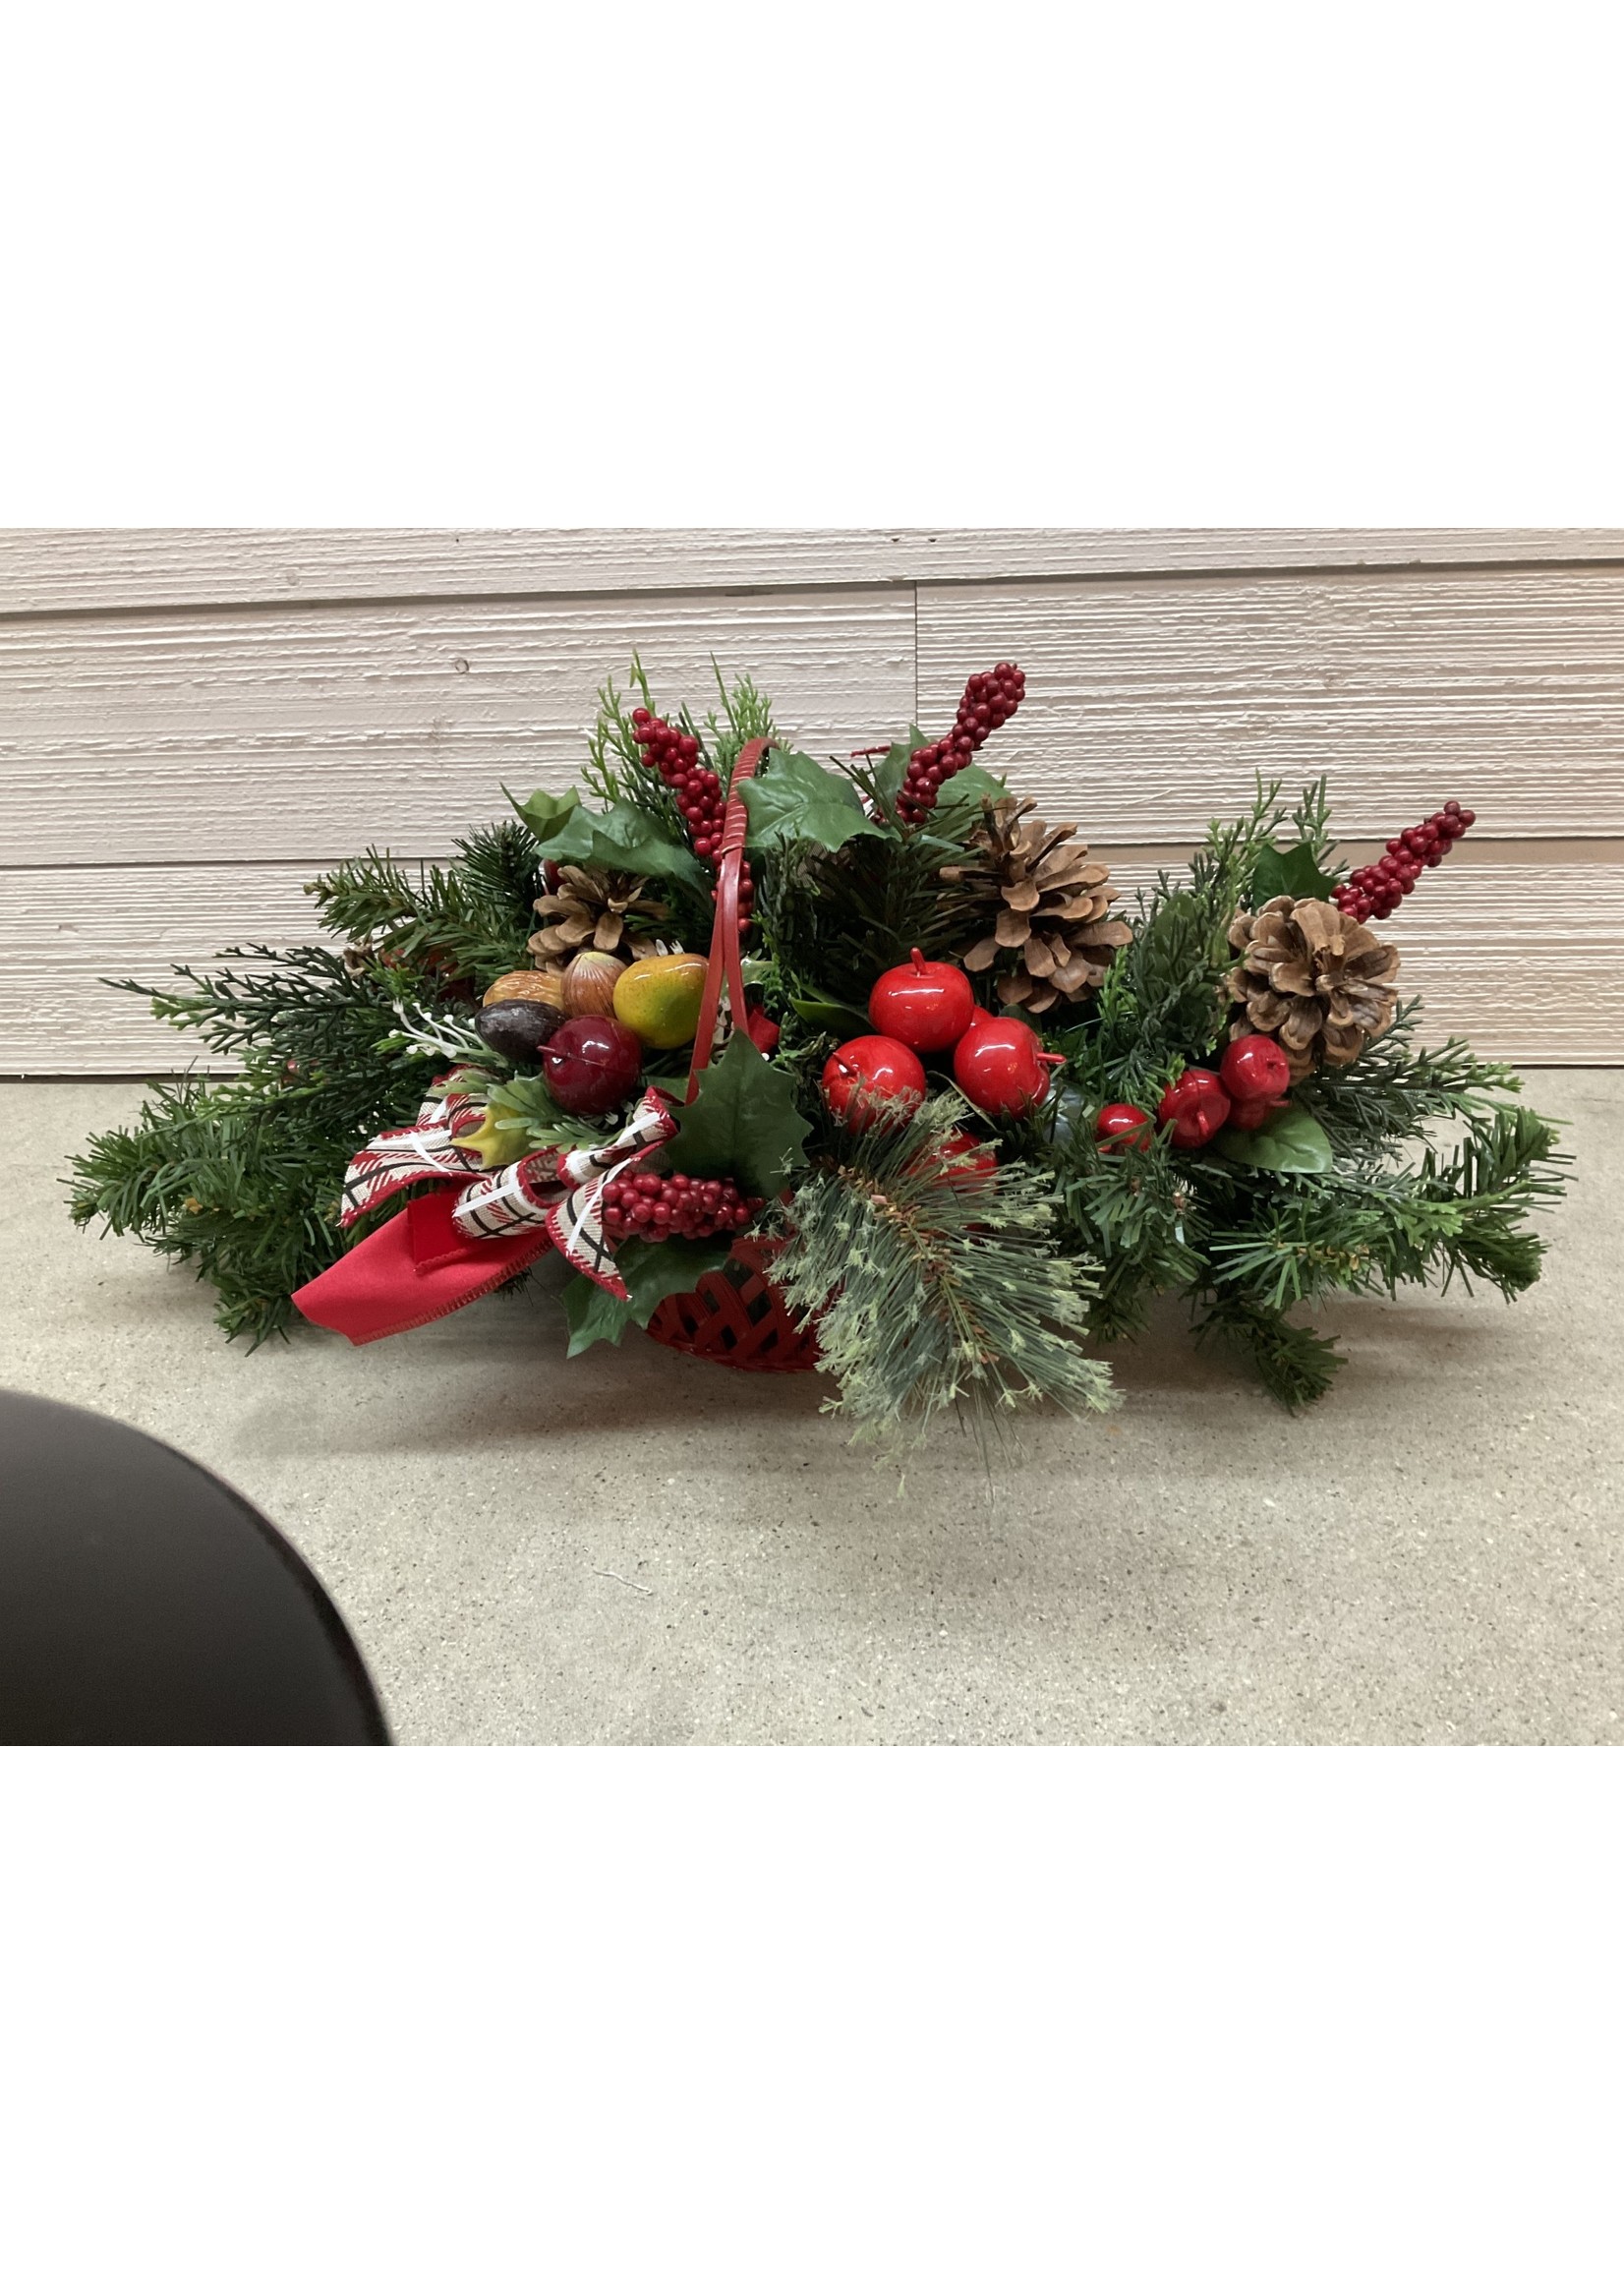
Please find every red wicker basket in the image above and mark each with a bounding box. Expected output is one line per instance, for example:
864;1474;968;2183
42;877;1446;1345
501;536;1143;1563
643;739;820;1373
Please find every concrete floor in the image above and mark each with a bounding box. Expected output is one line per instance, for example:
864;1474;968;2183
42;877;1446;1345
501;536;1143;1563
4;1075;1620;1745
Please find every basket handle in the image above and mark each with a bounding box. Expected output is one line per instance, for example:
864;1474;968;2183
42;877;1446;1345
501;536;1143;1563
685;736;771;1100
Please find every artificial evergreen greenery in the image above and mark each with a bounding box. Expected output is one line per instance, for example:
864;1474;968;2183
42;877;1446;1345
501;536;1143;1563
67;826;545;1344
66;660;1569;1443
767;1089;1117;1451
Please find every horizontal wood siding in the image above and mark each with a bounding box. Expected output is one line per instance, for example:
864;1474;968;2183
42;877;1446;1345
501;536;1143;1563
2;530;1619;1071
4;529;1624;613
0;588;913;866
917;570;1624;839
7;859;1616;1076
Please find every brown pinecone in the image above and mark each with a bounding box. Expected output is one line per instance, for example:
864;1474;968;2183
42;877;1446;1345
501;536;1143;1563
1226;896;1402;1079
938;796;1132;1014
529;866;669;965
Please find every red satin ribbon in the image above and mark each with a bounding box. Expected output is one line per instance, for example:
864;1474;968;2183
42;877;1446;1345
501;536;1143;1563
295;748;775;1350
293;1186;551;1347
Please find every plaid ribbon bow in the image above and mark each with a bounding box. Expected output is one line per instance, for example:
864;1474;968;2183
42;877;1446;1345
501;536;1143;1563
293;1072;677;1345
339;1075;675;1294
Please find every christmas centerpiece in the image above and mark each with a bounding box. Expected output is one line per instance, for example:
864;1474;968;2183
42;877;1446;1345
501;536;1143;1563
69;662;1567;1450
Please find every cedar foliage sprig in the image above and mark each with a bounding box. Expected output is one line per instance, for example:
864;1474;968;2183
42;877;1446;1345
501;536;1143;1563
766;1088;1118;1453
65;1042;427;1346
582;657;778;812
67;825;547;1343
305;821;542;991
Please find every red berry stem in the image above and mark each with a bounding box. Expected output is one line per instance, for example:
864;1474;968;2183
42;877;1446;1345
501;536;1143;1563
600;1170;763;1245
1334;799;1476;923
629;706;756;922
896;662;1026;827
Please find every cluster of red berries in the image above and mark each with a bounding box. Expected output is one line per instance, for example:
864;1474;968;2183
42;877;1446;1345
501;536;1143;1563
1334;800;1476;923
630;706;755;917
896;663;1026;825
600;1170;763;1244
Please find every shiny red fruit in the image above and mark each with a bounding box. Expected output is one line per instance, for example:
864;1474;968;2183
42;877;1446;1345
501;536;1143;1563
930;1131;998;1187
1096;1102;1153;1150
1156;1068;1231;1149
867;948;976;1054
1219;1033;1292;1102
821;1034;927;1130
952;1018;1063;1116
1226;1094;1285;1131
541;1016;644;1116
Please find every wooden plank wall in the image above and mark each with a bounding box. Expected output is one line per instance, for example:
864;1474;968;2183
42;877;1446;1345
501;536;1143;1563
2;530;1621;1074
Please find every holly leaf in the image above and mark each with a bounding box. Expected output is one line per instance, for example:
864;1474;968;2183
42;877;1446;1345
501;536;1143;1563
935;761;1009;814
507;787;710;893
559;1272;634;1357
663;1029;812;1197
616;1237;735;1323
1250;841;1338;907
506;784;582;845
738;748;885;855
558;1237;733;1357
872;731;930;805
1214;1103;1334;1174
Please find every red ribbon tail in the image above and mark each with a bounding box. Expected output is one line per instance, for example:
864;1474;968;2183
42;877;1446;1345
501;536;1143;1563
293;1187;551;1346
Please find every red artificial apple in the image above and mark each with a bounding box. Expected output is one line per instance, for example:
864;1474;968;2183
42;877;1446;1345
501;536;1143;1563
822;1034;927;1130
868;948;976;1054
1156;1068;1231;1149
928;1131;998;1188
952;1018;1064;1116
1219;1033;1292;1103
541;1016;644;1116
1225;1093;1288;1131
1095;1102;1153;1151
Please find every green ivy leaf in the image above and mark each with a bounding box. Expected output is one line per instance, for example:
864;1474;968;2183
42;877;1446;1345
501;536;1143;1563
1214;1102;1335;1175
1250;841;1338;907
663;1029;812;1197
558;1236;734;1357
738;748;886;855
507;787;710;893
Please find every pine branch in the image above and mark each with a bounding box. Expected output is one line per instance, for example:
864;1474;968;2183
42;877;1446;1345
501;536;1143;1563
1047;1128;1205;1339
1191;1289;1347;1409
305;821;541;989
1285;777;1344;878
111;942;402;1075
1199;1104;1567;1311
1293;1002;1522;1162
767;1090;1118;1453
66;1058;424;1344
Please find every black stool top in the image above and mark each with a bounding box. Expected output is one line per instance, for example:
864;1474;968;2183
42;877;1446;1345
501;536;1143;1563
0;1388;388;1745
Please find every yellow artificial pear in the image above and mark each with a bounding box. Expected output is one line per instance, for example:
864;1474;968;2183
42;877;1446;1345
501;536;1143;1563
611;954;709;1048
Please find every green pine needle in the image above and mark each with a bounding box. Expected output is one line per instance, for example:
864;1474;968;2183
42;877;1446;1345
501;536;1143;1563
767;1090;1118;1453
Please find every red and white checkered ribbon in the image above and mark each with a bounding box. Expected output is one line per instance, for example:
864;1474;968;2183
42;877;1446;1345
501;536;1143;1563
338;1073;676;1297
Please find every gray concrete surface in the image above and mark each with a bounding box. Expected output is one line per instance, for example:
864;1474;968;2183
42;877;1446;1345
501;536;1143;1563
3;1075;1620;1745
